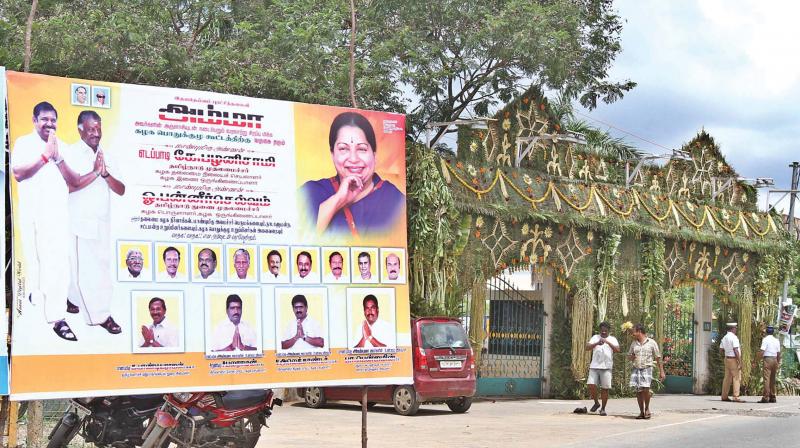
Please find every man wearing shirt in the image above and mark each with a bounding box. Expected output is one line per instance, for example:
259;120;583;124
352;295;395;349
585;322;619;416
628;323;665;420
211;294;258;352
65;111;125;335
11;102;84;341
719;322;743;403
140;297;179;348
281;295;325;352
757;325;782;403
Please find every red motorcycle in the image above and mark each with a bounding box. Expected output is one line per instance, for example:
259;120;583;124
141;389;281;448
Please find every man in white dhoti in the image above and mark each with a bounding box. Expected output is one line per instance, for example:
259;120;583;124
64;110;125;335
11;102;84;341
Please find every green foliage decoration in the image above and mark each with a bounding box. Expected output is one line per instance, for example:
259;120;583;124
641;237;666;313
595;232;621;323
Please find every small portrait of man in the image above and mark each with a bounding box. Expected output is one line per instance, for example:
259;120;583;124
322;247;349;283
72;83;89;105
351;247;378;284
155;243;188;282
212;295;258;352
260;247;288;284
278;291;327;353
291;247;320;284
193;245;222;282
380;248;406;284
91;86;111;108
228;245;256;282
118;242;152;282
348;288;396;350
133;291;184;354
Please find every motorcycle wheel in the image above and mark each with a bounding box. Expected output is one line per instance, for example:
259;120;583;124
46;412;81;448
239;415;262;448
141;425;171;448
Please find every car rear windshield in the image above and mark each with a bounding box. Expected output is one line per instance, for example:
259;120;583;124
420;322;469;349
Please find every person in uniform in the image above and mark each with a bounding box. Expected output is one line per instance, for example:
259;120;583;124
757;325;781;403
720;322;744;402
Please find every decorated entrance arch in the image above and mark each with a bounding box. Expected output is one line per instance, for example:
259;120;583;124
407;87;795;396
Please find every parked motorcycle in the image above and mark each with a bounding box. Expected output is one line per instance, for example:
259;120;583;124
47;394;165;448
141;389;281;448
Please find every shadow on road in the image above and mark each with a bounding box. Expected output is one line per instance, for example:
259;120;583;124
287;401;454;416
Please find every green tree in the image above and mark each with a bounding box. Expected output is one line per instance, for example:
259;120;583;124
1;0;633;138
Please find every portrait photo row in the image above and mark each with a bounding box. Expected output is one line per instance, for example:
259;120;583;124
118;242;407;285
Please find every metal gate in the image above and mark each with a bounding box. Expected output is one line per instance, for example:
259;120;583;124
477;276;544;396
663;306;695;394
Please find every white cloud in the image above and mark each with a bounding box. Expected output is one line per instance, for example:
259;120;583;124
584;0;800;199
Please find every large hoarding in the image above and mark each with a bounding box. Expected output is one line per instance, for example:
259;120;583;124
6;71;410;400
0;67;9;395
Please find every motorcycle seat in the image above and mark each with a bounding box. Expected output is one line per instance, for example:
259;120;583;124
129;394;165;408
220;390;268;409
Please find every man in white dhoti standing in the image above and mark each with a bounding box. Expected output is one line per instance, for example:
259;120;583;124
11;102;83;341
64;110;126;335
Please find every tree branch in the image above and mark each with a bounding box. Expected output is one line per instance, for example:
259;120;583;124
349;0;359;108
23;0;38;72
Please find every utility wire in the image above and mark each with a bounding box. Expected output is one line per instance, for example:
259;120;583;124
574;110;673;153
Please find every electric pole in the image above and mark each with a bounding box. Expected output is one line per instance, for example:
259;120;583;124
779;161;799;324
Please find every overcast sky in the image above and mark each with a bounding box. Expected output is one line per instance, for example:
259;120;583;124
580;0;799;214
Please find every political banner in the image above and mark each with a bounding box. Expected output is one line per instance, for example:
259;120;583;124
778;302;796;335
0;67;9;395
6;70;411;400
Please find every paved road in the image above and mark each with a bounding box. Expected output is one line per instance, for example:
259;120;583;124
257;394;800;447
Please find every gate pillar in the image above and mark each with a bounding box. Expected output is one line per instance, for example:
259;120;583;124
693;282;714;394
540;271;554;398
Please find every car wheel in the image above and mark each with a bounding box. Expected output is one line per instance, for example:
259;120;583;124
393;386;420;416
304;387;325;409
446;396;472;413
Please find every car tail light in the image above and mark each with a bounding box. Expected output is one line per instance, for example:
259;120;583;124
468;347;476;370
415;347;428;370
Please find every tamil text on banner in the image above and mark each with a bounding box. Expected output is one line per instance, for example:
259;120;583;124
6;71;410;399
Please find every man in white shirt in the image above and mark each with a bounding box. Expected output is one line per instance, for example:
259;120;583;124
358;252;372;280
197;248;219;280
719;322;743;402
329;251;344;281
126;249;144;279
757;325;782;403
65;111;125;335
267;250;282;277
11;102;85;341
211;294;258;352
583;322;619;416
161;246;181;280
352;294;395;349
281;295;325;352
140;297;179;348
233;248;251;280
385;253;401;281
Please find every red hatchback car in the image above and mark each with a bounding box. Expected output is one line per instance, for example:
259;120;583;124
302;317;476;415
